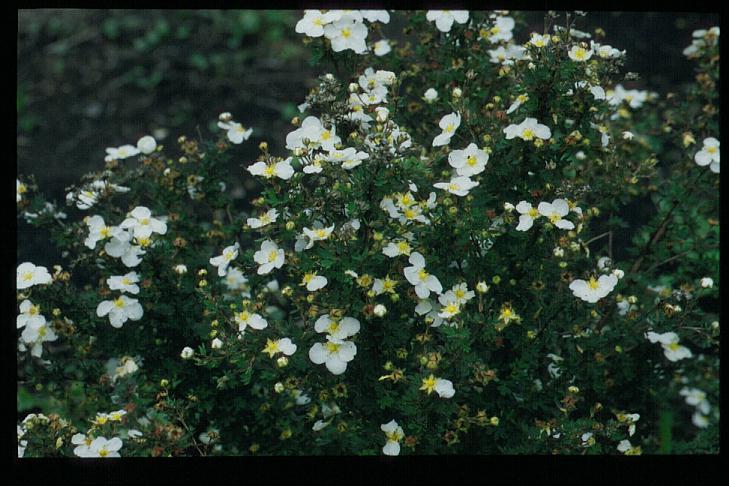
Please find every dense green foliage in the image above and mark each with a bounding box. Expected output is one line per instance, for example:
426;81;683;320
16;11;719;456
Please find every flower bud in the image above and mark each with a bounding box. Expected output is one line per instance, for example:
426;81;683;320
452;87;462;98
211;338;223;349
277;356;289;368
180;347;194;359
476;282;489;293
274;382;285;393
373;304;387;317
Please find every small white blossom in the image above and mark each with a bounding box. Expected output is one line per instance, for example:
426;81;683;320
448;143;489;177
16;262;52;290
253;239;285;275
504;118;551;141
694;137;720;174
247;158;295;180
314;314;360;340
569;274;618;303
403;252;443;299
107;272;140;295
247;208;279;229
120;206;167;240
96;295;143;328
645;331;693;361
433;175;479;197
380;419;404;456
209;243;239;277
309;336;357;375
136;135;157;154
432;112;461;147
426;10;469;33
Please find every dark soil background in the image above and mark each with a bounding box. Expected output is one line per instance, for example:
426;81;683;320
17;10;719;264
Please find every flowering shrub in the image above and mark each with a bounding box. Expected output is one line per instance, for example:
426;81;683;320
16;10;719;456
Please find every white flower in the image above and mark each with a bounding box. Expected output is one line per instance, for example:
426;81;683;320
432;112;461;147
382;239;412;258
247;208;279;229
247;158;295;180
506;94;529;114
17;300;43;329
326;10;363;23
253;240;285;275
403;252;443;299
645;331;693;361
72;433;95;457
234;309;268;333
104;228;145;268
437;292;461;319
136;135;157;154
694;137;720;174
529;33;550;48
426;10;469;33
433;175;479;197
16;262;52;290
380;419;404;456
314;314;360;340
112;356;139;380
617;439;634;454
309;336;357;375
692;412;710;428
538;199;575;229
680;387;711;413
20;316;57;358
420;374;455;398
263;337;297;358
423;88;438;103
295;10;335;37
86;437;123;458
488;44;528;64
96;295;143;328
361;10;390;23
568;45;593;62
302;225;335;247
211;338;223;349
515;201;540;231
487;16;514;43
17;179;27;203
107;272;140;295
373;39;391;56
326;147;369;170
504;118;551;141
84;215;114;249
450;282;475;304
180;347;194;359
218;121;253;144
373;304;387;317
209;243;239;277
324;17;368;53
105;144;139;162
607;84;649;109
223;267;250;295
570;274;618;303
448;143;489;177
302;272;328;292
120;206;167;240
622;131;634;140
700;277;714;288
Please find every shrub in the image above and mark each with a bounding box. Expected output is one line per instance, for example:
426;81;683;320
16;10;719;457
